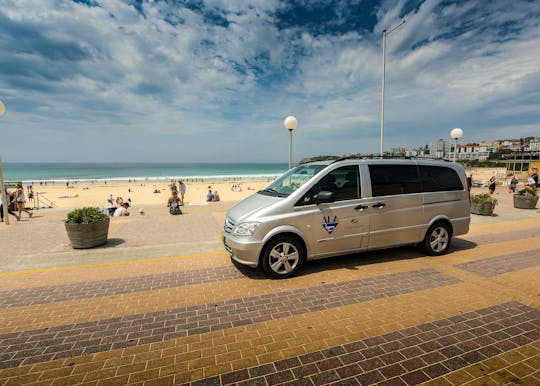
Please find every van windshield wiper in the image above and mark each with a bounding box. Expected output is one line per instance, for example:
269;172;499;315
258;188;281;197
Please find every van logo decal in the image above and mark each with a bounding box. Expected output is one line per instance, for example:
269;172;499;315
322;215;338;234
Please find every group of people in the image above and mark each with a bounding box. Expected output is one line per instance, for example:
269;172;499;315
0;183;32;222
231;183;242;192
206;188;220;202
167;181;187;215
105;194;131;216
169;181;186;203
501;167;539;194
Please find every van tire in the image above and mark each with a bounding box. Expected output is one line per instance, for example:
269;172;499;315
261;236;305;279
423;222;452;256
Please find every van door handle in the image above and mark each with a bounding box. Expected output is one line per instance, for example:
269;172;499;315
372;202;385;209
355;204;368;211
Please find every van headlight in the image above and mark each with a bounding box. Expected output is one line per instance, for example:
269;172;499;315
233;222;260;236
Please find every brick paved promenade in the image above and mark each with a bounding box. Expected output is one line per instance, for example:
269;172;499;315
0;190;538;385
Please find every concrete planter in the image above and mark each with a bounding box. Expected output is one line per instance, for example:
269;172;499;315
65;218;110;249
513;193;538;209
470;200;496;216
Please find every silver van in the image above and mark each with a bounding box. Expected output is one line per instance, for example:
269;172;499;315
223;158;470;278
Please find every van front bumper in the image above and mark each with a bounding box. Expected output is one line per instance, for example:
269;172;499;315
222;233;262;268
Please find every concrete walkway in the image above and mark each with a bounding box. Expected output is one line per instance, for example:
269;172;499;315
0;190;538;385
1;187;537;273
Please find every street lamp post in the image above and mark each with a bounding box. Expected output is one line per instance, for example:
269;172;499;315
450;128;463;163
0;100;9;225
380;20;406;158
283;116;298;169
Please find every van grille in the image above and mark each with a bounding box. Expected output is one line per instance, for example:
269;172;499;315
224;217;235;234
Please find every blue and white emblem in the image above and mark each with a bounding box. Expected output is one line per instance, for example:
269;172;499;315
322;215;339;234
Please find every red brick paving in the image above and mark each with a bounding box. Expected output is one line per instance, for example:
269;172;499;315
190;302;539;385
455;248;540;277
0;269;458;369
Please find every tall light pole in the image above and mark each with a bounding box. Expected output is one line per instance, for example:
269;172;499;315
380;19;406;158
284;116;298;169
450;128;463;163
0;100;9;225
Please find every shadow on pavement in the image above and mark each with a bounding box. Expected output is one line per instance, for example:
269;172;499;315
231;239;479;280
98;238;126;248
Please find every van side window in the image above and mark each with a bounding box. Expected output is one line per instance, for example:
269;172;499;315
419;166;464;191
297;165;360;205
369;165;421;196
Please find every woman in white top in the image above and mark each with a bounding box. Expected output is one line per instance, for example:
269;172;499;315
14;184;32;219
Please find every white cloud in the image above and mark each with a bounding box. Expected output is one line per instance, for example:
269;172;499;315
0;0;538;162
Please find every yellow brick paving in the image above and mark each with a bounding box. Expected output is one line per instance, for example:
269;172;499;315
1;236;537;336
1;281;537;385
0;222;539;385
0;252;229;291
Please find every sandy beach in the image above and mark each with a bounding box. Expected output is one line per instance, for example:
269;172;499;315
11;167;509;214
23;179;272;211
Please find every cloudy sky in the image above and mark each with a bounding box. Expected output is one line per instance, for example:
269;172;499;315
1;0;539;163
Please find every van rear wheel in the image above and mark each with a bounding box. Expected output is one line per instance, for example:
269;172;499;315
261;236;304;279
423;222;451;256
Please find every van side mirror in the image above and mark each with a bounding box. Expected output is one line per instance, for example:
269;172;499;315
313;191;335;204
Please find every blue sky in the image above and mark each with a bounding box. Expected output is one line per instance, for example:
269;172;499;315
0;0;539;162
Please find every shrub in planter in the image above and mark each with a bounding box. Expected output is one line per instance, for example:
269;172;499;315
470;194;497;216
513;189;538;209
65;207;110;249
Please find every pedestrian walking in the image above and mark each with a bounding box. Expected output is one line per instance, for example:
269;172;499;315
14;183;32;218
0;189;20;222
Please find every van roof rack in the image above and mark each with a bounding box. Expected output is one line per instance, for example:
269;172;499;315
329;155;452;164
300;155;453;165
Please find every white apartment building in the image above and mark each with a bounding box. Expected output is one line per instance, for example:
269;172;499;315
450;144;492;160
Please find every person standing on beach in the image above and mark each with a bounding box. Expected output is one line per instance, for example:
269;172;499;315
506;173;518;193
14;184;32;218
179;180;186;205
488;176;496;195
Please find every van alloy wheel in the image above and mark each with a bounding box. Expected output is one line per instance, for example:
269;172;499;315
423;222;451;256
261;236;304;278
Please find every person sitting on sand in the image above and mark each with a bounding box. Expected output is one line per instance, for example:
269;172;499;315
167;191;182;215
212;190;220;202
113;202;130;217
206;189;214;202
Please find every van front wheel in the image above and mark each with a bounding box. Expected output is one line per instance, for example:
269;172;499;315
423;222;451;256
261;236;304;279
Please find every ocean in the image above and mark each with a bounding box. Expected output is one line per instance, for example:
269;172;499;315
2;162;289;183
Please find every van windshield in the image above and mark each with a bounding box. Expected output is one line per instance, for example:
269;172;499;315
258;164;327;197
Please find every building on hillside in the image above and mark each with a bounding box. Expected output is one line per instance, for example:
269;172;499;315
449;143;491;161
429;139;452;159
496;139;521;151
390;147;406;156
525;137;540;151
